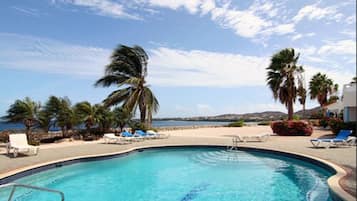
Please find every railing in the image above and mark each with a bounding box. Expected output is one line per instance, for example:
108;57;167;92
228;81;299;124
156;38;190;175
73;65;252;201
0;183;65;201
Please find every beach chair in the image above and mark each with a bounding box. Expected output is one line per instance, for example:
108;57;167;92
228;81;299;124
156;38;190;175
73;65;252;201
146;130;170;139
310;130;353;148
103;133;130;144
235;133;270;143
7;134;39;157
121;131;143;142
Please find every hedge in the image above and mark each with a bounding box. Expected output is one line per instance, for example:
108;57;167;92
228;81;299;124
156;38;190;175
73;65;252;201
271;120;313;136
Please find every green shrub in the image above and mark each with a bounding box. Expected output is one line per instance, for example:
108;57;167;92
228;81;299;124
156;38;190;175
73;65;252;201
319;117;330;128
293;115;300;120
271;120;313;136
227;120;244;127
328;118;356;136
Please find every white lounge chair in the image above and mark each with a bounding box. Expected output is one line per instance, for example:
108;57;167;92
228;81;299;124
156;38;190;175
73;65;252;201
234;133;270;143
103;133;131;144
7;134;39;157
146;130;170;139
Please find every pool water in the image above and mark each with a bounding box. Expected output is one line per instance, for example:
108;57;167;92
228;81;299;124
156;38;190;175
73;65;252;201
0;147;333;201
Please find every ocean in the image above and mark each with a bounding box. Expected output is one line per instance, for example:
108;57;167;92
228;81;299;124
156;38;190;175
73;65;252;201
0;120;229;131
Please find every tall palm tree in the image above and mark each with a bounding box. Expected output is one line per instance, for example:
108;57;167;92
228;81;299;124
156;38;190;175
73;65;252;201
309;73;338;110
266;48;304;120
95;45;159;126
2;97;40;134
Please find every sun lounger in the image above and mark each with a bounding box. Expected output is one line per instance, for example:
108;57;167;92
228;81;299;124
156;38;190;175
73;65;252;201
121;131;143;142
234;133;270;143
7;134;39;157
103;133;130;144
146;130;169;139
310;130;353;148
134;130;153;139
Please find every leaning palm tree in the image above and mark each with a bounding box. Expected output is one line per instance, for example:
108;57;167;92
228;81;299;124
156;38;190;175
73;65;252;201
266;48;304;120
2;97;40;134
95;45;159;126
309;73;338;110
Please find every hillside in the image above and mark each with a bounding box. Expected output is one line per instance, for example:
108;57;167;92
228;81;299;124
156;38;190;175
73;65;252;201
155;106;322;121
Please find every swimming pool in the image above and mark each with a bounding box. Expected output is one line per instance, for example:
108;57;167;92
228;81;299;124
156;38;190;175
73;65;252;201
0;147;333;201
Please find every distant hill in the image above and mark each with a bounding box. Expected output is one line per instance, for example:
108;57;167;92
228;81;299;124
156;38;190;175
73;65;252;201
155;106;322;122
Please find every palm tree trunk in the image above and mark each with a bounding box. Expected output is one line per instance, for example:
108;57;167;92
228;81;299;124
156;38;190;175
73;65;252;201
139;103;146;123
288;101;294;120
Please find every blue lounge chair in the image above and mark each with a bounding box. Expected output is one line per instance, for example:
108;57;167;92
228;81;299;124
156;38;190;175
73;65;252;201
121;131;142;142
134;130;154;139
310;130;353;148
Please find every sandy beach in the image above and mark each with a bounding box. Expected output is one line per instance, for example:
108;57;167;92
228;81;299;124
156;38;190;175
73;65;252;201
0;126;356;199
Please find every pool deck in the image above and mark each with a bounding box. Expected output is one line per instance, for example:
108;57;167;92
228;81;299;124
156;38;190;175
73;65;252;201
0;126;355;200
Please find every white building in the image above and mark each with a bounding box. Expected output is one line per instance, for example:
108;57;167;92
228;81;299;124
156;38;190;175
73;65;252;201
326;82;356;122
342;83;356;122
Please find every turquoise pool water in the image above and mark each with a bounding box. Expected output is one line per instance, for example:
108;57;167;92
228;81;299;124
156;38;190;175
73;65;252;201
0;147;333;201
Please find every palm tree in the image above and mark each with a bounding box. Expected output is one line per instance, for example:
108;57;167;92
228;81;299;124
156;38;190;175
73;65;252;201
297;74;306;115
2;97;40;134
309;72;338;110
95;45;159;127
266;48;304;120
74;101;99;135
95;105;114;133
113;107;132;132
41;96;75;136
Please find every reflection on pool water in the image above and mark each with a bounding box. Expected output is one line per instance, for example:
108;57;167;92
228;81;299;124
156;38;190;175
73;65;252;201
0;147;333;201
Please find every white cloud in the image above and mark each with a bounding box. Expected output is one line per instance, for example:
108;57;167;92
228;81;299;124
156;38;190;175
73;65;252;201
261;23;295;36
291;32;315;41
0;33;110;76
345;15;356;24
291;34;302;41
11;6;41;16
55;0;141;19
0;33;353;89
317;40;356;55
148;0;203;14
293;3;340;23
148;47;268;87
211;7;272;38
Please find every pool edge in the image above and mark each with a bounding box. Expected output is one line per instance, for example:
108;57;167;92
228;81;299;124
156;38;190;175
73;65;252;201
0;144;354;201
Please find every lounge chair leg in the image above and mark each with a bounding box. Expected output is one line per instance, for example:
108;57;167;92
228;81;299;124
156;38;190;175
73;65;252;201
13;149;18;157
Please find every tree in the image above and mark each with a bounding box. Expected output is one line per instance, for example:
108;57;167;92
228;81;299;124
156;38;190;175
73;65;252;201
95;45;159;126
297;74;307;115
95;105;114;133
309;73;338;110
41;96;75;136
113;107;132;132
74;101;99;135
2;97;40;134
266;48;304;120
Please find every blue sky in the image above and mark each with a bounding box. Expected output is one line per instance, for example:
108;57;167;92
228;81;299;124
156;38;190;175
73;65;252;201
0;0;355;118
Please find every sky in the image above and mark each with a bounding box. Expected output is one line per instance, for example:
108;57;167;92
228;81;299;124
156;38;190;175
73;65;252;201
0;0;356;118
